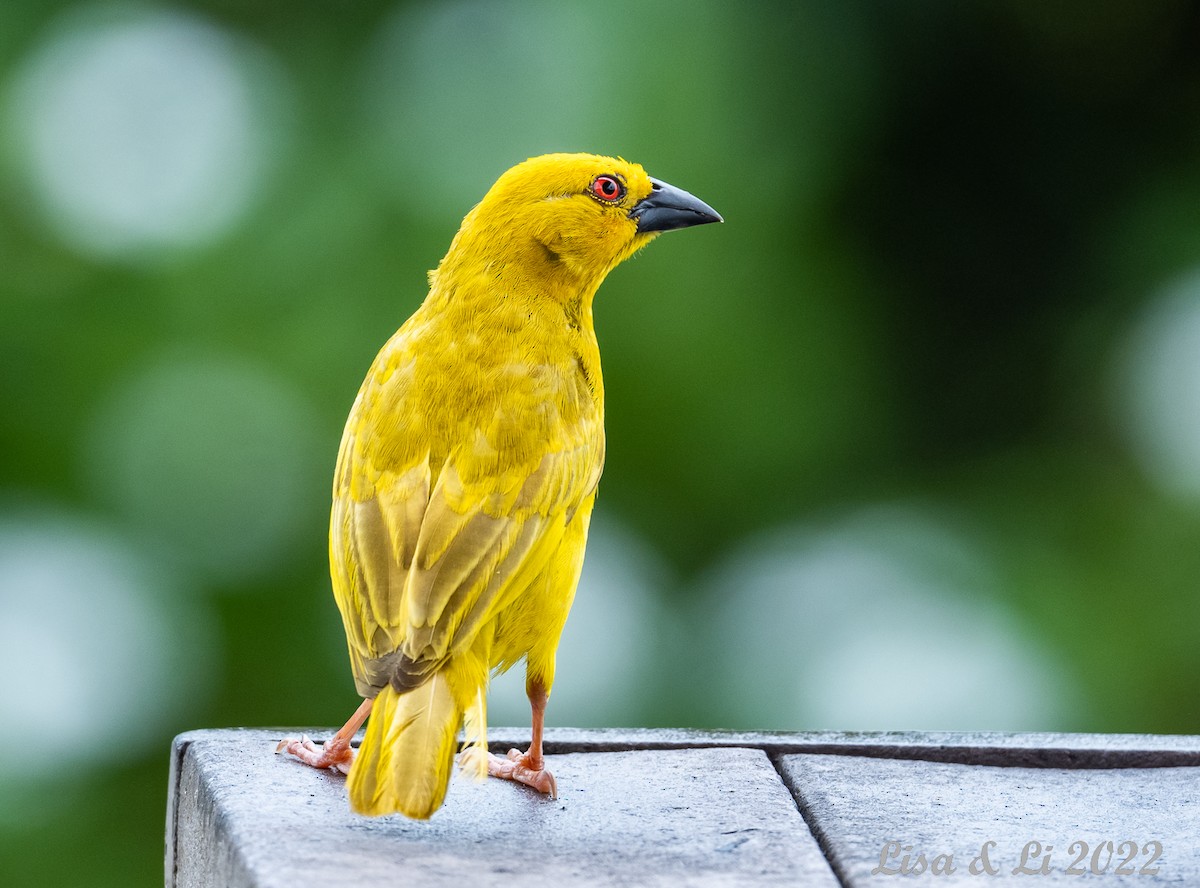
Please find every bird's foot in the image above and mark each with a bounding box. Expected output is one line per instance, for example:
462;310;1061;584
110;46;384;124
485;747;557;798
275;733;356;776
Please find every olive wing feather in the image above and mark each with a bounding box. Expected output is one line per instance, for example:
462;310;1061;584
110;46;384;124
331;421;602;697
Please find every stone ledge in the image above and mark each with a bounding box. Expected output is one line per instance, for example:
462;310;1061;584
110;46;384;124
166;729;1200;887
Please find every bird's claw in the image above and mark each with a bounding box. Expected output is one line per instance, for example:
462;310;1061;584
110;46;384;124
276;733;355;774
275;734;317;755
487;747;557;798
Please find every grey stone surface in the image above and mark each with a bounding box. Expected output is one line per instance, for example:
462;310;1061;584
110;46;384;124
168;728;1200;888
167;729;837;888
779;753;1200;886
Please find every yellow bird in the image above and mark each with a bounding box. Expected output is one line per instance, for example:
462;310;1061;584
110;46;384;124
278;153;721;819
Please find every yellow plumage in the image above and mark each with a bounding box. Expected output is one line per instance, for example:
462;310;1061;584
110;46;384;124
305;152;719;819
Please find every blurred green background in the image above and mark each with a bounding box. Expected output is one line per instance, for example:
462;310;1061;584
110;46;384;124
3;0;1200;883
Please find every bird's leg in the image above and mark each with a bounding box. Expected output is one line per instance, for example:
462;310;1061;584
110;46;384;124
486;679;557;798
276;697;374;776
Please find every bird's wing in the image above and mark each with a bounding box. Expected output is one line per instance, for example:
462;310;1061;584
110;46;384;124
331;394;602;695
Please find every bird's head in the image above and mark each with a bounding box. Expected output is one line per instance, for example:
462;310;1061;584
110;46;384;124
438;153;721;298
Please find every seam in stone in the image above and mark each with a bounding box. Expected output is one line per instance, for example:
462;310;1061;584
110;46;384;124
498;740;1200;770
308;732;1200;770
767;749;851;888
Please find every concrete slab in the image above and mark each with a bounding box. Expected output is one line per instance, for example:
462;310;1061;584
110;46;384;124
779;753;1200;886
168;730;838;888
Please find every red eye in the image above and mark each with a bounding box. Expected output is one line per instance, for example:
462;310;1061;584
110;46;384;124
590;175;624;202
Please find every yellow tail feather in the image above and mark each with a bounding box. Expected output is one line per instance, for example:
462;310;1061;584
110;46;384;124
347;675;459;819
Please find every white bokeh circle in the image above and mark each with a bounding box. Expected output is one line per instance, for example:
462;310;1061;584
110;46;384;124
698;505;1075;731
6;6;288;259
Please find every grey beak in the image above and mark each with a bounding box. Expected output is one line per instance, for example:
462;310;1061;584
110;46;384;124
630;177;723;233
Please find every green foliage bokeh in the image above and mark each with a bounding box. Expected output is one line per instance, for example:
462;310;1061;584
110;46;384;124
2;1;1200;884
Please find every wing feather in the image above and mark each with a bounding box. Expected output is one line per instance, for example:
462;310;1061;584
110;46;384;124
332;407;602;696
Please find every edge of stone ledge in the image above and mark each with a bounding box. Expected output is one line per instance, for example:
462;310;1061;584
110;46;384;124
526;728;1200;768
165;732;193;888
200;727;1200;769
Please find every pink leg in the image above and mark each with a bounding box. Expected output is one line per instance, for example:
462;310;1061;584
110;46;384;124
276;697;373;776
486;680;557;798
